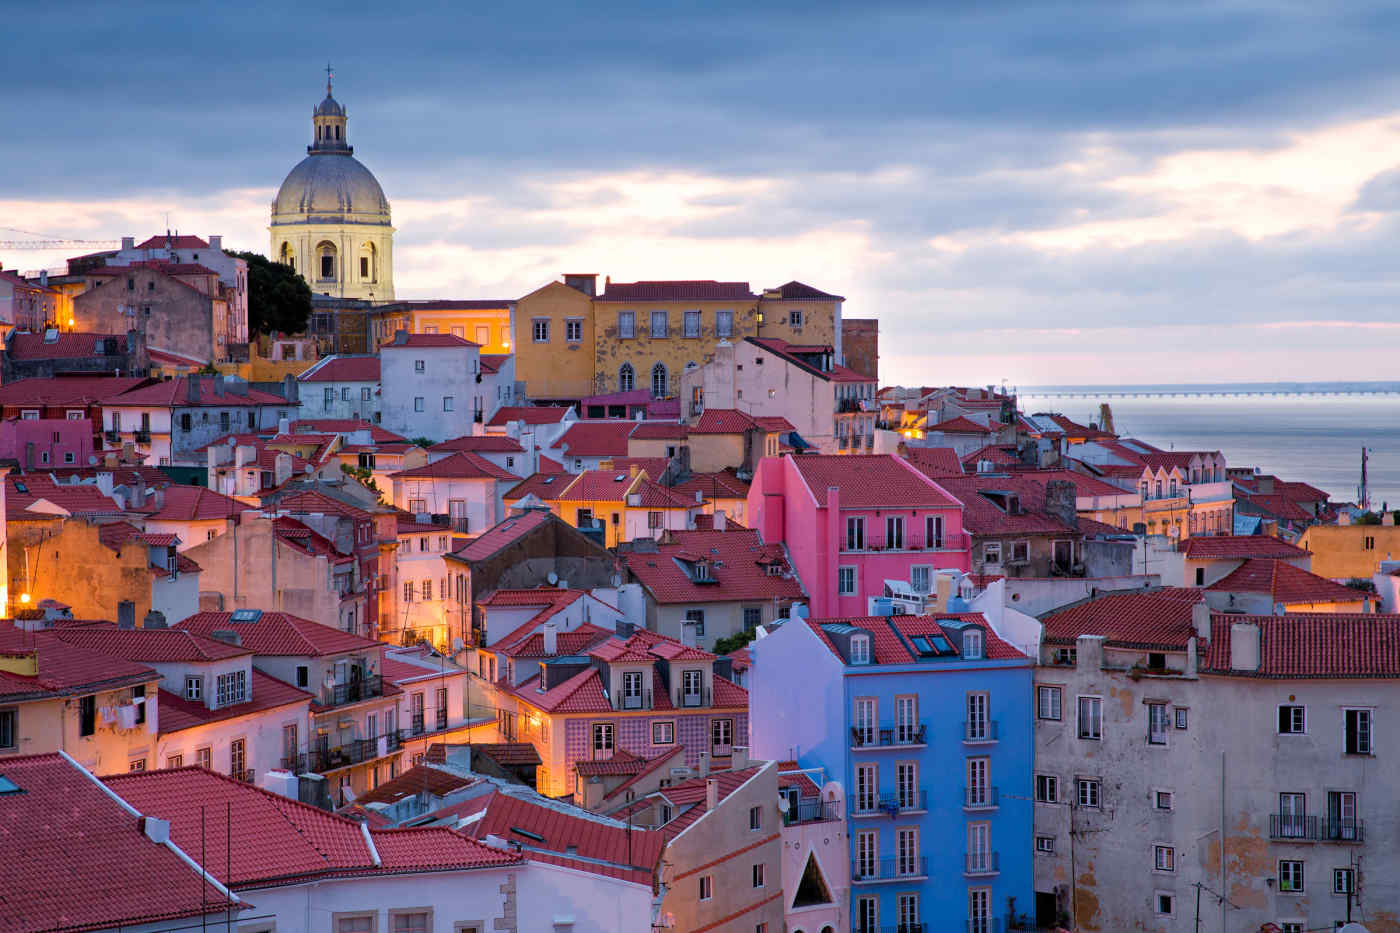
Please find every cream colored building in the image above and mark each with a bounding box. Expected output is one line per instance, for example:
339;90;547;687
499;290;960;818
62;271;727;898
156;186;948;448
270;77;395;302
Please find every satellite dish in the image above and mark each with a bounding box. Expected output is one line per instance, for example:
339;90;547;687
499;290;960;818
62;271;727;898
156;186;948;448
87;455;97;465
547;571;559;585
1338;924;1370;933
227;436;237;446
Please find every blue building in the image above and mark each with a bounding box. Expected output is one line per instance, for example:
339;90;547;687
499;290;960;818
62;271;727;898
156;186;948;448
751;609;1033;933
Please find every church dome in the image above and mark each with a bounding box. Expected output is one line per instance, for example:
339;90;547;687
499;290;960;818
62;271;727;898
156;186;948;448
314;93;345;117
272;153;391;223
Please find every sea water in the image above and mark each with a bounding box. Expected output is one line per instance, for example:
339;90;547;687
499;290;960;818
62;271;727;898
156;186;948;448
1017;389;1400;511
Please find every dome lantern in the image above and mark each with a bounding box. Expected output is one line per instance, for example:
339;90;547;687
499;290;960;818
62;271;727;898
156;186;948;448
311;63;350;154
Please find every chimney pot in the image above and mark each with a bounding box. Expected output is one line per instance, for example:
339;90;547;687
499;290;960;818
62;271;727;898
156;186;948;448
705;777;718;811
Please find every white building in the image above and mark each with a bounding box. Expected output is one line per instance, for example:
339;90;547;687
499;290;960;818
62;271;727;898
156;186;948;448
380;333;483;442
297;354;382;422
388;451;517;536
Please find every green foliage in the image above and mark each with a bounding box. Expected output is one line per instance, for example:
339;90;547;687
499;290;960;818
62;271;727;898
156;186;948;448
409;437;437;449
712;627;759;656
1344;577;1378;593
339;463;384;502
233;250;313;336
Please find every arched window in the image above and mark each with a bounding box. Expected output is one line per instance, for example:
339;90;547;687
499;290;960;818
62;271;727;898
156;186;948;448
619;363;635;393
650;362;667;398
316;241;337;281
359;243;377;282
279;242;295;270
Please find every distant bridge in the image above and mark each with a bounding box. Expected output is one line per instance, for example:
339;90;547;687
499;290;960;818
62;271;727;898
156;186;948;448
1024;387;1400;399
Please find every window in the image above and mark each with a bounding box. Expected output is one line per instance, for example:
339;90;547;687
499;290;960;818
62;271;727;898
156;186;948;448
79;695;95;736
166;754;182;767
895;695;918;743
0;709;15;750
649;310;668;338
711;718;733;752
413;396;424;412
1077;696;1102;740
412;358;425;375
1334;867;1356;895
440;395;454;413
926;515;944;548
617;310;636;339
1038;686;1062;720
909;564;931;594
855;763;877;812
885;515;903;549
1035;835;1055;853
752;863;765;888
743;607;763;630
196;747;211;769
969;888;991;933
1328;790;1358;840
180;413;192;432
897;761;919;809
361;386;372;401
966;757;988;807
337;916;374;933
650;362;668;397
698;875;712;900
1278;859;1304;892
749;805;762;830
963;629;983;659
846;516;865;550
982;542;1002;564
1278;705;1305;734
215;671;247;707
1009;540;1029;563
229;738;246;778
565;318;583;342
1035;774;1058;803
591;722;614;757
852;697;876;745
1154;845;1175;872
341;386;351;401
1174;707;1189;730
185;676;202;701
1076;778;1100;808
856;893;879;930
1154;892;1174;917
1278;792;1306;837
715;309;733;337
897;827;921;876
1154;790;1174;810
1345;708;1373;754
1194;567;1205;585
849;634;870;665
403;580;415;602
532;319;550;342
684;609;705;637
966;692;989;740
896;894;920;932
390;912;429;933
788;309;803;328
1148;702;1169;745
127;758;147;772
683;310;701;338
837;566;856;595
618;363;634;392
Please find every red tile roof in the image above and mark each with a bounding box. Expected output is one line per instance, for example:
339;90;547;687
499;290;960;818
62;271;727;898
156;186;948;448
538;454;563;472
7;474;126;517
289;419;409;443
47;623;249;662
147;485;251;521
383;333;478;348
690;408;777;435
790;454;960;509
1207;559;1364;605
777;762;822;798
106;377;286;407
904;446;965;476
598;280;755;301
557;420;637;457
134;234;209;249
0;624;157;701
157;670;312;733
763;280;844;300
666;469;750;501
276;489;374;521
927;415;997;434
352;764;477;806
502;625;612;659
447;509;555;562
1179;535;1308;560
628;421;688;439
1238;492;1313;523
0;753;234;932
7;332;129;361
1041;587;1205;649
479;354;509;374
959;444;1021;470
175;611;382;657
934;473;1075;535
298;355;381;382
389;451;517;481
430;434;525;454
509;668;611;713
745;337;870;383
487;406;573;427
272;517;353;564
654;766;763;839
384;299;512;311
473;743;542;767
0;375;151;407
621;529;803;604
1201;613;1400;678
369;826;520;872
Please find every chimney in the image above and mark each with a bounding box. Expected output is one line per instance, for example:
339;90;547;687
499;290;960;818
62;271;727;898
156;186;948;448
208;235;222;251
681;621;697;648
274;452;293;487
1185;635;1198;676
1229;621;1261;672
629;463;639;479
1192;601;1211;642
213;374;225;396
121;236;135;251
1044;480;1078;530
210;630;241;646
714;510;727;531
187;377;201;402
95;471;115;497
698;751;710;778
705;778;719;812
543;622;558;656
278;416;290;436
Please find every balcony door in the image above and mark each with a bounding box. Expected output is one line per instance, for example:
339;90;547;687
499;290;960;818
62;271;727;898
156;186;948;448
1279;792;1306;838
622;671;644;709
853;697;876;746
895;695;918;744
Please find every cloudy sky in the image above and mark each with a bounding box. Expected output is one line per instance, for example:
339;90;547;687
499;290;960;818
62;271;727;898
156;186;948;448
5;0;1400;387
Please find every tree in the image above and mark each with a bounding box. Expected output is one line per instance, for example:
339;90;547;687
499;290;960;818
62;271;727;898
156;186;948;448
233;250;312;335
712;628;759;656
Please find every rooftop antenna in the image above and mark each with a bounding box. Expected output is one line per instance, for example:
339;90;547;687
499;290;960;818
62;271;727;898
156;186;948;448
326;62;334;96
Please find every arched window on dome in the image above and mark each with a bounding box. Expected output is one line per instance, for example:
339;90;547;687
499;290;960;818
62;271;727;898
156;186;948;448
359;243;377;283
650;362;667;398
618;363;634;393
279;242;295;271
316;241;337;281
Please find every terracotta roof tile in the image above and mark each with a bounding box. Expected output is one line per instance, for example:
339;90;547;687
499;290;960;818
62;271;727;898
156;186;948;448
1179;535;1308;560
383;334;477;348
621;529;802;604
389;451;516;481
509;668;610;713
904;446;965;476
927;415;997;434
473;743;542;767
353;764;476;806
598;280;754;301
0;375;150;407
487;406;572;427
368;827;519;871
0;625;156;702
134;234;210;249
430;434;525;454
1042;587;1205;649
789;454;960;509
175;611;381;657
147;485;252;521
47;624;249;662
105;377;287;408
298;355;380;382
1202;613;1400;678
1207;559;1364;605
157;670;312;733
557;421;637;457
763;280;844;300
447;509;555;562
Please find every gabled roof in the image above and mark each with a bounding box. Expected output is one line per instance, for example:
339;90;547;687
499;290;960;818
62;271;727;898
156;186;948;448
487;405;573;427
763;280;844;301
666;469;750;501
627;421;688;440
0;753;234;933
175;611;381;657
297;355;381;382
597;280;755;301
389;451;516;481
789;454;959;509
0;375;151;407
447;509;555;563
382;333;478;349
621;528;803;604
289;419;409;443
479;353;509;374
509;668;611;714
1207;559;1364;605
1201;613;1400;678
272;517;353;564
134;234;210;249
47;623;249;662
0;625;156;702
7;474;126;518
959;444;1021;470
927;415;997;434
804;613;1026;665
473;743;543;767
429;434;525;454
276;489;374;521
147;485;251;522
933;473;1077;536
7;332;128;361
745;337;870;383
557;420;637;457
904;446;965;477
1041;587;1205;650
1179;535;1308;560
157;670;313;733
353;763;477;807
105;377;286;408
654;766;764;840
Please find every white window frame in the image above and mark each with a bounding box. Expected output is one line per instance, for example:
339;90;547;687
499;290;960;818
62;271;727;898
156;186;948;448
1153;844;1175;872
1037;685;1062;721
1278;704;1306;734
1034;773;1058;803
1076;777;1101;808
838;565;857;595
618;310;636;339
1278;859;1304;893
531;319;550;342
1148;701;1169;746
1153;891;1175;917
963;628;984;660
1153;789;1174;811
1035;835;1055;854
1344;707;1374;755
982;541;1001;565
849;634;870;664
1077;695;1102;740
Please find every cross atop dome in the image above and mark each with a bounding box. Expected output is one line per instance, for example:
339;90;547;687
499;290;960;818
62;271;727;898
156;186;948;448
311;70;349;152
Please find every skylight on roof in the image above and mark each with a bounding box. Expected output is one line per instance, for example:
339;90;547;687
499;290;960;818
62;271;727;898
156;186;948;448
0;775;23;794
543;477;554;484
230;609;263;623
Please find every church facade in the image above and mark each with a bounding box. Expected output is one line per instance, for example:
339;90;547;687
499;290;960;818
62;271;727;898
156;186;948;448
270;77;396;302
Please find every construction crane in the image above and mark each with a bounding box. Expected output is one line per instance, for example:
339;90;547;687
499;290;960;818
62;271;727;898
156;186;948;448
0;226;120;250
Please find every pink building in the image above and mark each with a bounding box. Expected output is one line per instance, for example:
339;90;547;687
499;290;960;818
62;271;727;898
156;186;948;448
0;417;95;469
747;453;969;616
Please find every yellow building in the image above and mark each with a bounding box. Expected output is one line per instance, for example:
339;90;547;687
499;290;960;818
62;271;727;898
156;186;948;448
504;467;697;548
1297;522;1400;580
511;275;845;402
371;299;513;354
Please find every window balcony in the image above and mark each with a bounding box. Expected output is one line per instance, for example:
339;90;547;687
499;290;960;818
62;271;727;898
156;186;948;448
782;799;842;825
964;850;1000;877
850;722;927;749
680;687;710;708
1268;815;1365;843
852;856;928;883
963;785;999;810
231;769;256;784
962;719;999;744
966;921;1001;933
878;925;927;933
877;790;927;814
299;731;404;773
321;674;383;708
620;690;651;711
841;535;944;554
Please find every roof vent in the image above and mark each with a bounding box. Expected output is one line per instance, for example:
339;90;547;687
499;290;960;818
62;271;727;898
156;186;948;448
210;630;241;645
230;609;263;623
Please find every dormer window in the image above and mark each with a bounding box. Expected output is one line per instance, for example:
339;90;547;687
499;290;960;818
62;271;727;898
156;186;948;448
765;563;783;577
963;629;984;660
850;634;871;665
